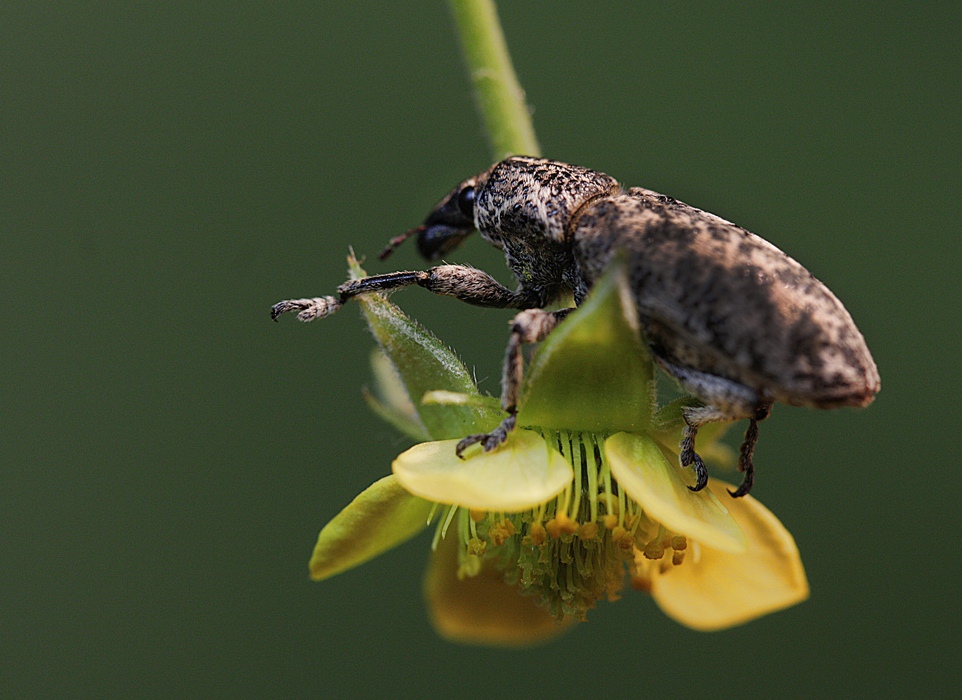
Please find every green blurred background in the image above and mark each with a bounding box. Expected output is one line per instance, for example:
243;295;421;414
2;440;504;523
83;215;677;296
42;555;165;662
5;2;959;697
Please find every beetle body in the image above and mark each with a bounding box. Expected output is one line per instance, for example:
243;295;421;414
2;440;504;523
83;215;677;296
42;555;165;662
273;157;879;495
463;157;879;414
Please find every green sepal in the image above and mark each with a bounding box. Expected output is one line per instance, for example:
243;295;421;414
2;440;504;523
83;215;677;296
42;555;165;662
363;388;433;443
517;261;654;432
363;350;432;442
421;390;502;413
349;256;501;440
309;475;435;581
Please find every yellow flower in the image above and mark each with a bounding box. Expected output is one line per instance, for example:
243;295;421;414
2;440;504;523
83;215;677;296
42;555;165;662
308;258;808;645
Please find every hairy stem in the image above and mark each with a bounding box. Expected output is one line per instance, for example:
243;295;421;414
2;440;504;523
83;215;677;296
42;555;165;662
448;0;541;159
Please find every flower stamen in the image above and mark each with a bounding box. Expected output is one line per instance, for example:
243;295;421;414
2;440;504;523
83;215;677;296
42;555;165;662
426;500;441;526
431;505;458;551
569;435;582;522
446;429;701;620
423;429;720;622
587;435;601;523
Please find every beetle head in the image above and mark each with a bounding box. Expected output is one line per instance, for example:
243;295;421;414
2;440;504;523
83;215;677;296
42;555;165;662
379;177;478;261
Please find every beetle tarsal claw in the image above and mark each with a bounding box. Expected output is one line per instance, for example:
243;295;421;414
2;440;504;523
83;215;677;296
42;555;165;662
455;415;517;459
454;434;482;459
270;296;342;322
728;418;761;497
728;471;754;498
686;453;709;492
679;423;709;492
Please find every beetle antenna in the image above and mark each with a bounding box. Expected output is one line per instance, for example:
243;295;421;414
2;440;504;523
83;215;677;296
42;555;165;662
378;225;424;260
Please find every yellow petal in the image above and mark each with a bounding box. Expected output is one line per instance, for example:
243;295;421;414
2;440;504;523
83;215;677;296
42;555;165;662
645;480;809;631
309;475;434;581
605;432;746;553
392;430;572;512
423;530;572;647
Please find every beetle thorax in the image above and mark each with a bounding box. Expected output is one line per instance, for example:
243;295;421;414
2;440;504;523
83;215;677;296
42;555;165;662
474;157;618;295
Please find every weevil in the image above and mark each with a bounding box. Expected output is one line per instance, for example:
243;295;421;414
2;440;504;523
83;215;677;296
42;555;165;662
272;157;879;497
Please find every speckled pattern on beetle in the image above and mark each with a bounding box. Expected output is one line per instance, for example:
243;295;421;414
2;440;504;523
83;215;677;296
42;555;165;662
272;157;880;497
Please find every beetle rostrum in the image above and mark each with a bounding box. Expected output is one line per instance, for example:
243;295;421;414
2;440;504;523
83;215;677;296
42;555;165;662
272;157;880;497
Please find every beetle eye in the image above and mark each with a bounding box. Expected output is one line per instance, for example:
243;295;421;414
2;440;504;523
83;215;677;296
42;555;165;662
457;185;476;217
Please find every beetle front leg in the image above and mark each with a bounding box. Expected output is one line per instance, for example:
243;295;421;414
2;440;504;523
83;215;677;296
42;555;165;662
272;264;533;322
456;308;572;457
271;270;429;322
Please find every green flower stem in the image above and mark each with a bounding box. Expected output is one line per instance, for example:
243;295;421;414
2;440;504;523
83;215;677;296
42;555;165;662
448;0;541;159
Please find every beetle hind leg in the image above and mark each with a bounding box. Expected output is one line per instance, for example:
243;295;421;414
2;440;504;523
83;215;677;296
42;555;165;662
679;404;733;493
679;423;709;492
655;355;773;496
729;418;759;497
728;402;772;497
680;401;772;497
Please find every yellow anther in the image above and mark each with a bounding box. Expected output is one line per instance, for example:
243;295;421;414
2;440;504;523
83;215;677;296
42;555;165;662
545;518;563;539
469;509;487;523
488;518;516;546
671;535;687;551
525;521;547;546
672;549;686;566
603;514;619;530
467;537;487;557
457;554;481;579
643;540;665;560
578;521;599;540
555;512;579;535
611;525;633;550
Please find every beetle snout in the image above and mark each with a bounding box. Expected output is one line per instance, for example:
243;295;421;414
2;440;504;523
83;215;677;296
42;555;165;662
417;223;473;260
416;190;476;260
